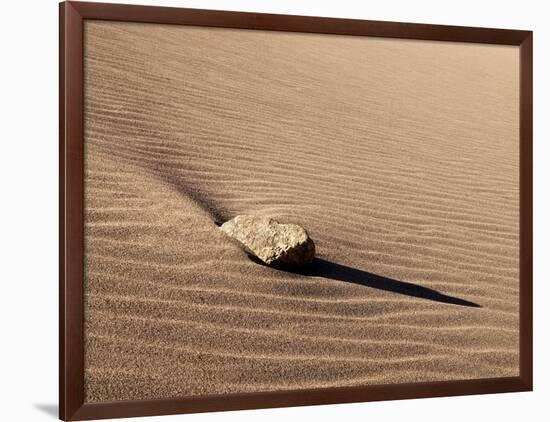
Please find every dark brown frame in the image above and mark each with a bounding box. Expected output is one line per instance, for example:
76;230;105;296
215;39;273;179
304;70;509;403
59;1;533;420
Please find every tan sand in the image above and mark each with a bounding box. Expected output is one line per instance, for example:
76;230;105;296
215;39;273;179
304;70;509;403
83;21;520;402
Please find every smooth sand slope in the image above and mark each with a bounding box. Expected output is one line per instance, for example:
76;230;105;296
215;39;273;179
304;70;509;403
83;21;520;402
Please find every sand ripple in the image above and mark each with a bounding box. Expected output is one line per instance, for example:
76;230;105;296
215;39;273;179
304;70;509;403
83;21;520;402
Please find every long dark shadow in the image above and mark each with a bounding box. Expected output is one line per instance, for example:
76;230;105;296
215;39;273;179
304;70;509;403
258;257;480;308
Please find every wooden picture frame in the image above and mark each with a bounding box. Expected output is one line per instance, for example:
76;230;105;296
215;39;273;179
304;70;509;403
60;1;533;420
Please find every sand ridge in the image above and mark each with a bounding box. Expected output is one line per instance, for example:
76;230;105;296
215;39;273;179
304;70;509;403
83;21;520;401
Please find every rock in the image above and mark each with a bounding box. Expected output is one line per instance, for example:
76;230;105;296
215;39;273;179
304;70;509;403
220;215;315;267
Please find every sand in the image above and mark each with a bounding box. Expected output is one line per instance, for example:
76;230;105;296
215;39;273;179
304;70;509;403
83;21;520;402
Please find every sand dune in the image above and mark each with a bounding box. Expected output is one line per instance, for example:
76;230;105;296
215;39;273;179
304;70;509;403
83;21;519;402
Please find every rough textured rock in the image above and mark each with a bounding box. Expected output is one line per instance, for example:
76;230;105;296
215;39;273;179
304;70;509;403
220;215;315;267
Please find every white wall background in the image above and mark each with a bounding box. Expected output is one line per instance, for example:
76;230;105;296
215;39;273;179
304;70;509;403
0;0;547;420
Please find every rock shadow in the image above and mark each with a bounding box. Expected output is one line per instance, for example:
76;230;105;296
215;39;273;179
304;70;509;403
250;256;480;308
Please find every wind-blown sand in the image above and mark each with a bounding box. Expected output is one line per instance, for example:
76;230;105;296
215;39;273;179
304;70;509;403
83;21;520;402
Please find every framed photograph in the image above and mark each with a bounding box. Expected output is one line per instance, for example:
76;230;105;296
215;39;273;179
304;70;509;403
59;1;532;420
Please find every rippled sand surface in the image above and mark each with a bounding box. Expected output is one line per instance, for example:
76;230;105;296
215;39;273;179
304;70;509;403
83;21;520;402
